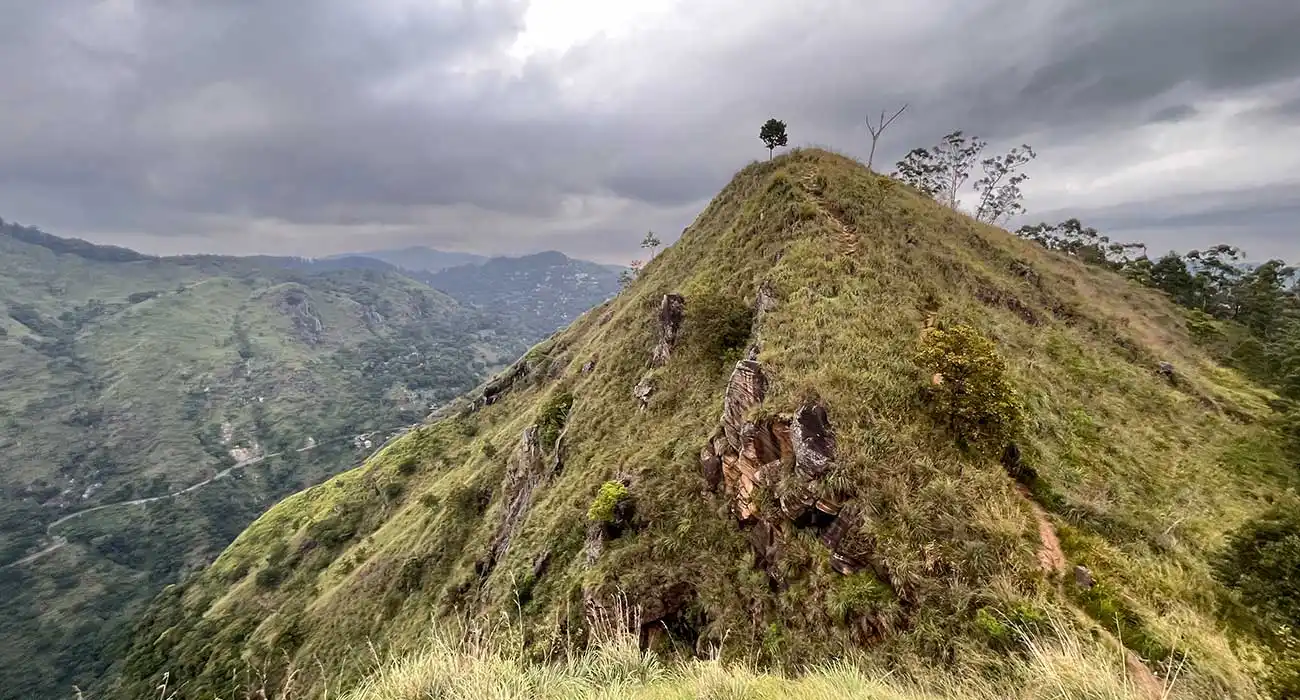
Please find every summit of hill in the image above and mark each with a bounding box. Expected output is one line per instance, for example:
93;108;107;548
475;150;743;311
115;149;1300;700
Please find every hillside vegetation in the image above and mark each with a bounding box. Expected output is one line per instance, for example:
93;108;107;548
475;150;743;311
0;223;542;699
419;251;625;340
115;150;1299;699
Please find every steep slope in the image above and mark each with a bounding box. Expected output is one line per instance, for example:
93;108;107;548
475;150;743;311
0;225;533;699
116;150;1296;699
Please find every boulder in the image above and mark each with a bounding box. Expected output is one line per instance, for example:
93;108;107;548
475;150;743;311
699;441;723;492
1073;564;1095;590
651;294;686;366
633;376;655;409
791;403;836;477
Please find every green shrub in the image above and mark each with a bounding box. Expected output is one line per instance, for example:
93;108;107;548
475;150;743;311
305;508;362;549
974;602;1048;651
396;455;419;476
587;481;630;523
683;289;754;367
1071;582;1172;663
916;324;1024;453
1217;501;1300;628
537;391;574;451
825;571;894;622
448;483;491;517
381;481;405;501
254;566;286;589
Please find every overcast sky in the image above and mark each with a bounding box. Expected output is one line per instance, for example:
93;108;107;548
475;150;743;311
2;0;1298;264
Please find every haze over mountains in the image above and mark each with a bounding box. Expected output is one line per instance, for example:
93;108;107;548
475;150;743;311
0;220;620;699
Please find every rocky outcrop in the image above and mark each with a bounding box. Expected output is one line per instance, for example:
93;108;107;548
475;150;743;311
480;357;536;407
360;305;386;329
633;375;655;410
584;476;635;565
478;426;547;579
276;287;324;345
747;280;778;360
791;403;835;477
701;360;861;583
650;294;685;366
721;360;767;449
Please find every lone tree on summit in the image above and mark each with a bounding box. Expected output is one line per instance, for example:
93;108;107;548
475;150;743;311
760;118;788;159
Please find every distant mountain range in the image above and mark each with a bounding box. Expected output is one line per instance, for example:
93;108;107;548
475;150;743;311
307;246;626;339
325;246;487;273
0;220;622;699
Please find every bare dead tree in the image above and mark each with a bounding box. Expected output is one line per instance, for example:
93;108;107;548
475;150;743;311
865;104;908;171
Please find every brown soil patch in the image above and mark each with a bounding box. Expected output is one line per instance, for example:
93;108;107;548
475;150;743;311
1125;650;1165;700
1015;484;1065;575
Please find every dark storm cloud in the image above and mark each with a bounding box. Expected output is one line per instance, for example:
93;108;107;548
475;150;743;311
0;0;1297;261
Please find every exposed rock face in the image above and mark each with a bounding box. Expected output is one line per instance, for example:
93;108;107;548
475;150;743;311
754;280;778;319
479;426;546;579
276;287;324;344
360;305;385;329
1158;361;1176;380
581;358;597;374
746;281;779;360
480;357;534;406
699;431;726;492
651;294;686;366
791;404;835;477
1073;565;1095;590
722;360;767;449
700;361;866;588
584;477;635;565
633;375;655;410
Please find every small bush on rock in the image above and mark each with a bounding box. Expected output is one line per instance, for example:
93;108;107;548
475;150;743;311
587;481;630;524
916;324;1023;453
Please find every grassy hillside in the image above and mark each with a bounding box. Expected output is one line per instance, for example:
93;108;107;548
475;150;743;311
115;150;1298;699
0;224;534;699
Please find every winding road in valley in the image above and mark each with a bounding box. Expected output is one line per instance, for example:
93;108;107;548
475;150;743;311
2;424;415;570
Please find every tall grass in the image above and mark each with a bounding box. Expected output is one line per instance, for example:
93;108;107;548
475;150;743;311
342;605;1160;700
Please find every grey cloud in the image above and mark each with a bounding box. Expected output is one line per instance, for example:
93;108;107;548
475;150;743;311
1149;104;1198;124
0;0;1298;262
1263;93;1300;119
1030;183;1300;260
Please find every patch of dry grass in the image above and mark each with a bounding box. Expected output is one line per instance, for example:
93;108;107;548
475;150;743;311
342;606;1162;700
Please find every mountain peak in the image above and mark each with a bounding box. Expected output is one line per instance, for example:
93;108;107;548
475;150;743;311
116;148;1291;698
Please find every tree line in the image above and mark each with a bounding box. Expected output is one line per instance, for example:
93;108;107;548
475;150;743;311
1013;218;1300;400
